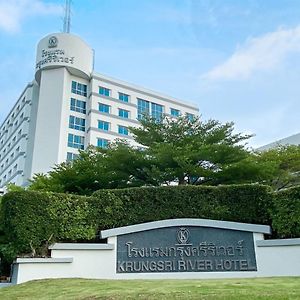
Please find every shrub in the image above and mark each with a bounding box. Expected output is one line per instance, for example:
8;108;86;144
0;184;276;265
272;186;300;238
91;185;273;228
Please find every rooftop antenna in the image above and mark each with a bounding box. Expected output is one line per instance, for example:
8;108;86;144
63;0;72;33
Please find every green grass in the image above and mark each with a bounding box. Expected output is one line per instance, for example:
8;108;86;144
0;277;299;299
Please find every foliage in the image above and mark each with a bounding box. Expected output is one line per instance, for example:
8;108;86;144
0;191;96;260
272;186;300;238
28;143;153;195
257;145;300;191
91;184;272;228
129;115;261;185
28;116;272;194
0;185;273;263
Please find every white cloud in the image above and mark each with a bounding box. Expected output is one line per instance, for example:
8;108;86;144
202;25;300;81
0;0;62;33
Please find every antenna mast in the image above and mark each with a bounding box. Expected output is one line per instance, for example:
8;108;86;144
63;0;71;33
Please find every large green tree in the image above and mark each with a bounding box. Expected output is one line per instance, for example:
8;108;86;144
28;115;273;194
129;115;266;185
257;145;300;191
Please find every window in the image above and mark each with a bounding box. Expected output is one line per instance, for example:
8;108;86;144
99;103;110;114
70;98;86;114
186;113;194;121
71;81;87;97
13;164;17;172
151;102;164;121
69;116;86;132
66;152;79;162
118;92;129;102
97;138;109;148
98;120;110;131
170;108;180;117
68;134;84;150
118;108;129;119
99;86;110;97
118;125;129;136
137;98;150;120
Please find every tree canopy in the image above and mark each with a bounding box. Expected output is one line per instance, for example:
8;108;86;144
27;115;300;194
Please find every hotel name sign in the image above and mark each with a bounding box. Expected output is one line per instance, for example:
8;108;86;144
117;226;257;273
36;36;75;70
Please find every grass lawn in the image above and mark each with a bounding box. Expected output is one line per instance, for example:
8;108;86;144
0;277;299;299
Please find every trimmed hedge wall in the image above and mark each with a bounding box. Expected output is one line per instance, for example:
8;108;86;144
91;185;273;228
0;184;274;262
272;186;300;238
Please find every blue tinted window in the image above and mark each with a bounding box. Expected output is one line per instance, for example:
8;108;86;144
98;120;110;131
66;152;79;162
118;92;129;102
151;102;164;121
97;138;109;148
69;116;86;131
71;81;87;97
118;109;129;119
118;125;129;135
70;98;86;114
170;108;180;117
68;134;84;149
99;103;110;113
99;86;110;97
186;113;194;121
137;98;150;120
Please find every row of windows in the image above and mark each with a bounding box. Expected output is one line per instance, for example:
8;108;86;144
99;87;130;103
98;120;129;136
1;113;25;146
99;103;130;119
0;97;26;137
0;146;21;172
66;138;109;162
72;82;195;121
99;86;193;120
0;129;23;161
0;163;18;186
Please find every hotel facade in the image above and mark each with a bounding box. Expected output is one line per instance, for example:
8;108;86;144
0;32;199;188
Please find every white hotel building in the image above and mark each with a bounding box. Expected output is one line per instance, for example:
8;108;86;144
0;32;199;188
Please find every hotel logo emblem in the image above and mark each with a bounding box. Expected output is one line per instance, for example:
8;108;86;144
177;227;190;244
48;36;58;48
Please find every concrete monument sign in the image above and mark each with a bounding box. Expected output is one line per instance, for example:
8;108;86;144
11;218;300;284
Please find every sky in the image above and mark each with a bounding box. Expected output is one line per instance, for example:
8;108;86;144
0;0;300;148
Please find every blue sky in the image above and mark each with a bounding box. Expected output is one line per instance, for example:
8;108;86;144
0;0;300;147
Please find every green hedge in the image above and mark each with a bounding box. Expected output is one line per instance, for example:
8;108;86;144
0;184;274;263
91;185;273;228
272;186;300;238
0;192;97;261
